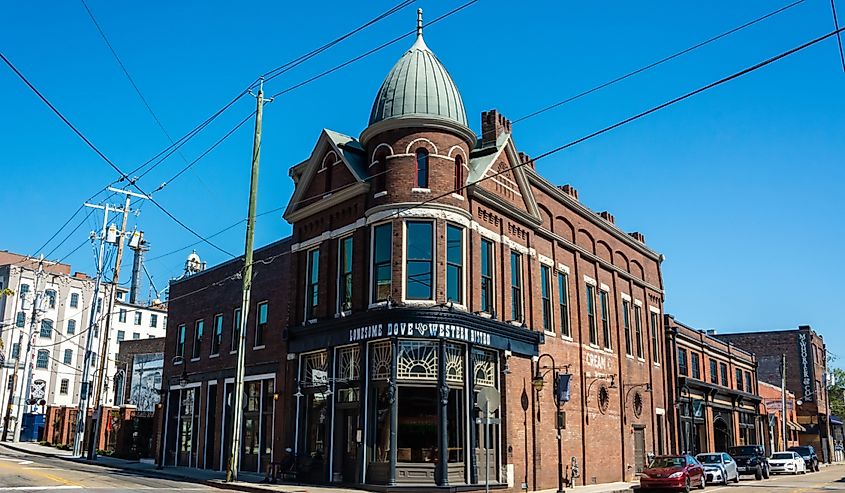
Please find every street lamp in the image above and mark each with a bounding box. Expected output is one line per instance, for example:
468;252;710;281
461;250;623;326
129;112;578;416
533;354;571;493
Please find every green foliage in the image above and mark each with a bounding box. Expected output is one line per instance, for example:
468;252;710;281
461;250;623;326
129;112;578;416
0;288;14;298
828;367;845;419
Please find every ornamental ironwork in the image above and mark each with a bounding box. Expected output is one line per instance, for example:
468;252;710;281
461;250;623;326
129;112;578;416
472;349;497;388
444;343;464;383
336;345;360;382
632;391;643;418
597;385;610;414
302;350;328;387
370;341;392;380
397;340;438;381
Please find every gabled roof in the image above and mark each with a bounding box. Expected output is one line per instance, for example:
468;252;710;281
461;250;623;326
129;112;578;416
284;129;369;223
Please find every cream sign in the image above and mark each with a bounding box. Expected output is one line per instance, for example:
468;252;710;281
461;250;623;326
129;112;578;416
348;322;492;346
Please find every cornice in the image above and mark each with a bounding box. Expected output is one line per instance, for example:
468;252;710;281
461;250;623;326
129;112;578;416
284;182;370;224
359;115;477;148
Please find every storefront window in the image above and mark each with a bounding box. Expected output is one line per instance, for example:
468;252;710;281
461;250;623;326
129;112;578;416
305;392;328;457
447;388;465;463
372;386;391;463
397;386;437;462
397;341;438;381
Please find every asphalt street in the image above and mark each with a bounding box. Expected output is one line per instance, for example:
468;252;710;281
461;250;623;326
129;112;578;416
0;447;225;492
652;463;845;492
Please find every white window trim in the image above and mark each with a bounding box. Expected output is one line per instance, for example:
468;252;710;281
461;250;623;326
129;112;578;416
444;222;466;307
336;235;354;316
450;193;464;201
256;300;269;348
402;219;436;303
538;254;554;267
599;283;610;292
411;187;431;193
583;275;597;286
557;263;570;274
373;190;387;199
304;248;319;324
369;221;393;306
649;305;661;314
210;313;223;356
620;292;632;302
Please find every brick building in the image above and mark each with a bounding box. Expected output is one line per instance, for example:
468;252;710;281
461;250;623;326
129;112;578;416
161;13;668;490
161;239;291;473
758;381;802;454
716;326;833;462
280;15;667;490
663;316;761;455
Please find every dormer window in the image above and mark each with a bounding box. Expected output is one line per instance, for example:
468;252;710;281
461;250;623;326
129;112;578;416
415;149;429;188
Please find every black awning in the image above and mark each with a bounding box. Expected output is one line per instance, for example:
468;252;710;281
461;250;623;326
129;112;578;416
287;307;544;356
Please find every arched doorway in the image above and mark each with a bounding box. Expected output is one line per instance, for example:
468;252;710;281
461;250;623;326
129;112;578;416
714;417;731;452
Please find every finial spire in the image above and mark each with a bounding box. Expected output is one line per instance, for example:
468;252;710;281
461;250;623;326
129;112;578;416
417;8;423;37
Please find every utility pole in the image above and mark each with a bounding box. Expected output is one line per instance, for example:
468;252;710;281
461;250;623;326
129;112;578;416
226;78;270;482
86;187;147;459
2;257;46;441
73;201;112;456
782;353;788;451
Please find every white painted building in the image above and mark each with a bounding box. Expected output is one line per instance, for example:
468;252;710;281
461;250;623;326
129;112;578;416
0;251;166;439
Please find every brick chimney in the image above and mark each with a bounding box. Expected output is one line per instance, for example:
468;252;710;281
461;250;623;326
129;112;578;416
628;231;645;243
481;109;512;147
517;152;534;170
557;184;579;201
599;211;615;224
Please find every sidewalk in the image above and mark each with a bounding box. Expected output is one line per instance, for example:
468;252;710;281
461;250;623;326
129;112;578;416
0;441;636;493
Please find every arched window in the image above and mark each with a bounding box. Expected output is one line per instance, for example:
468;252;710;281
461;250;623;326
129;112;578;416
454;155;464;194
415;149;429;188
36;350;49;369
40;319;53;338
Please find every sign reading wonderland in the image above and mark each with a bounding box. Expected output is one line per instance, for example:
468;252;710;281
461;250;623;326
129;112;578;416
797;332;815;402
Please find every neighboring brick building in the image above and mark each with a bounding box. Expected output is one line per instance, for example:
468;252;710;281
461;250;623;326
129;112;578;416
758;381;802;454
161;239;292;473
663;316;761;455
716;326;834;462
280;15;667;490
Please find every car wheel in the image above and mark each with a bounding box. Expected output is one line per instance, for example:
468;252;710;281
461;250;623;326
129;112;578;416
733;471;739;483
699;474;706;489
721;471;729;486
683;477;691;493
762;465;770;479
754;466;763;480
814;462;820;472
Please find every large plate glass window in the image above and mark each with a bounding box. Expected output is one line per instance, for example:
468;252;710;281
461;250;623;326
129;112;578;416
405;221;433;300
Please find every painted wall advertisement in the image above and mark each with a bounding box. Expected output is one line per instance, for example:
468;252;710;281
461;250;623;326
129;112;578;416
797;333;814;402
130;352;163;413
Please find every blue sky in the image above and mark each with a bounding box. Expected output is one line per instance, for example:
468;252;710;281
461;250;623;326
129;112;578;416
1;1;843;359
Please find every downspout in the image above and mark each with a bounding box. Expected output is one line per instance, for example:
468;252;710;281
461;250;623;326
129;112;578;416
612;273;626;481
573;256;587;487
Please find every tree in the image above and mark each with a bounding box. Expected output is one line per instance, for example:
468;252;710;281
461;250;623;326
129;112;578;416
0;288;13;297
828;367;845;419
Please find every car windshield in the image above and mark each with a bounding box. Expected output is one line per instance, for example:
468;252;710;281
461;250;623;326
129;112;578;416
649;457;685;468
788;447;811;455
728;446;757;456
697;454;722;464
772;453;794;460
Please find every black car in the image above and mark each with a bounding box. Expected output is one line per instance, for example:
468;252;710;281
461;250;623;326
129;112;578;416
728;445;770;480
787;445;820;472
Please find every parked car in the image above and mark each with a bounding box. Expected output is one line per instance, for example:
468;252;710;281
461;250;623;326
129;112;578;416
787;445;820;472
728;445;770;480
769;451;807;475
640;455;706;492
696;452;739;485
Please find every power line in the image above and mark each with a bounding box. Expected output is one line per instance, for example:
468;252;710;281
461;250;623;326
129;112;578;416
268;0;481;99
399;25;845;220
511;0;807;125
830;0;845;71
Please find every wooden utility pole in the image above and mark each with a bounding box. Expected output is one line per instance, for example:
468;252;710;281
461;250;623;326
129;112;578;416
227;78;270;482
86;187;147;459
782;353;788;451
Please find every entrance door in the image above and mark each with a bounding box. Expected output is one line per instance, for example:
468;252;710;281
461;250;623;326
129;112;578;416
205;383;217;469
338;408;359;482
714;418;730;452
633;426;646;473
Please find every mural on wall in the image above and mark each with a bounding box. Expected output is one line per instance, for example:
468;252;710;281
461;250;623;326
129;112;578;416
130;352;163;413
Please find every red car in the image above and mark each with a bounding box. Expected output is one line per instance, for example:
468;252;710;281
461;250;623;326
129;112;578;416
640;455;706;492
